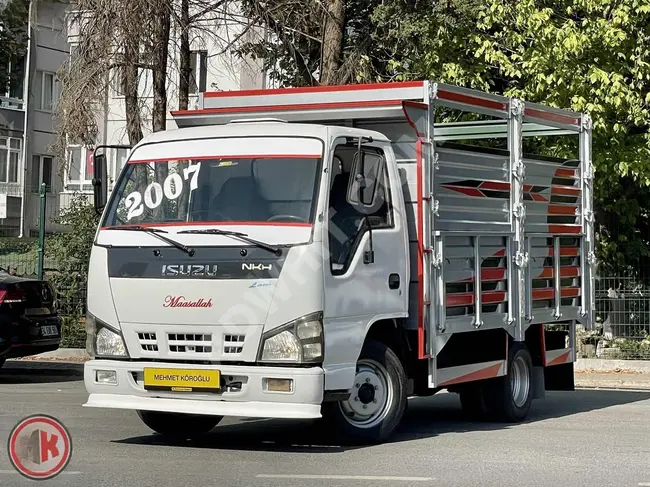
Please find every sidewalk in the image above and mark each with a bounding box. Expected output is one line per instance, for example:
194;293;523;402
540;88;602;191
574;371;650;390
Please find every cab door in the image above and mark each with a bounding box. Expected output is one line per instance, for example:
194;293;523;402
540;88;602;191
321;136;409;389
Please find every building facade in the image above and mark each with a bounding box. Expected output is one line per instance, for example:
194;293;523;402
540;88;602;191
0;1;267;238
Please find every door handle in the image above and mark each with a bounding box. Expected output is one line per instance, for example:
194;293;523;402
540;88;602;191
388;273;400;290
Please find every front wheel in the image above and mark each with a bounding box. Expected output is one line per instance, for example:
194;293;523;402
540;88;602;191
321;340;407;444
137;410;223;440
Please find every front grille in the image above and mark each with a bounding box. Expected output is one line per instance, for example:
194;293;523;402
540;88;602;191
223;334;245;354
167;333;212;353
137;332;158;352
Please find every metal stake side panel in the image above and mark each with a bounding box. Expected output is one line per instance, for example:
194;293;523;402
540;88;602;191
509;99;526;341
580;114;596;330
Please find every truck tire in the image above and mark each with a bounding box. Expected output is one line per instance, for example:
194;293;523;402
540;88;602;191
322;339;407;444
484;342;533;422
136;410;223;440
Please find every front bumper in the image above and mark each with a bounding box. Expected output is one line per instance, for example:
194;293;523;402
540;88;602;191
84;360;324;419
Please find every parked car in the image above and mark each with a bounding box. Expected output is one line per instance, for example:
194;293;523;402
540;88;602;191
0;270;61;368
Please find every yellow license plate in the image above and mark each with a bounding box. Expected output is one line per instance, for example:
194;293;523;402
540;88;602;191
143;368;221;393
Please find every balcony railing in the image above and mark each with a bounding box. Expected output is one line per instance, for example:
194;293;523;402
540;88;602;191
0;96;25;111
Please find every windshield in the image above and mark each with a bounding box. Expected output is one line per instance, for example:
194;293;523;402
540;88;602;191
102;138;323;228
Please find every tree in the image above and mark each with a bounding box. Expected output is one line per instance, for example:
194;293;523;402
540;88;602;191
0;0;29;100
235;0;383;86
369;0;650;279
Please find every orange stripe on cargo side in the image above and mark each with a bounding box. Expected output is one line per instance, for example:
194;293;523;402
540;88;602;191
548;205;577;215
547;350;571;366
551;186;581;196
439;363;504;387
555;168;577;178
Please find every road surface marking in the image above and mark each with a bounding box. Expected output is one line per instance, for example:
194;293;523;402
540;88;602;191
256;474;433;481
638;483;650;486
0;470;81;475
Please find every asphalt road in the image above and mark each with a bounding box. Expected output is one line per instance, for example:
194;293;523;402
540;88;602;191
0;362;649;487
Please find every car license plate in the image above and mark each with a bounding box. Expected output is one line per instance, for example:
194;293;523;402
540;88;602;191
41;325;58;337
143;368;221;393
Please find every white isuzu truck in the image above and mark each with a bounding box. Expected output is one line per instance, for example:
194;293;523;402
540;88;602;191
83;80;595;443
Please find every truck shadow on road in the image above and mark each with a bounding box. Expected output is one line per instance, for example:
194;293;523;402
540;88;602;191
114;388;650;452
0;361;83;384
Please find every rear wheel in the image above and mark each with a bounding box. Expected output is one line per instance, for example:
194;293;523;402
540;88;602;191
484;342;533;422
322;340;407;444
136;410;223;440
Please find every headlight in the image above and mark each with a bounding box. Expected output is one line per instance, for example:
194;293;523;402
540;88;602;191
258;312;323;364
85;313;129;359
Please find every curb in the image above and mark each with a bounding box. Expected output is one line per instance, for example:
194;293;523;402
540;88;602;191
12;348;89;362
575;358;650;373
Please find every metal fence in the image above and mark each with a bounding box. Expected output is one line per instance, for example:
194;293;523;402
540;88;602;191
578;274;650;360
0;188;88;348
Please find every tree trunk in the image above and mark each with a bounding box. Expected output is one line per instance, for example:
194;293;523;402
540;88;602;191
150;0;171;220
179;0;190;111
321;0;344;85
123;42;143;146
177;0;191;218
152;0;170;133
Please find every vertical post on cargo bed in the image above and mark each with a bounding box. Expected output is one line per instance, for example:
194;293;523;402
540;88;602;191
579;114;595;330
553;236;562;320
508;99;526;341
426;80;439;388
524;237;533;322
473;236;483;328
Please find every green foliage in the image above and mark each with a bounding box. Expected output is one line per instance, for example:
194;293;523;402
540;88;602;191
46;193;99;318
370;0;650;279
0;0;29;98
60;316;87;348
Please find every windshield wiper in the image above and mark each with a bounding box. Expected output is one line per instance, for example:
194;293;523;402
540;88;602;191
104;225;195;256
177;228;282;256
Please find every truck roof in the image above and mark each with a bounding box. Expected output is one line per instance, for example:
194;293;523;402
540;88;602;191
131;119;390;152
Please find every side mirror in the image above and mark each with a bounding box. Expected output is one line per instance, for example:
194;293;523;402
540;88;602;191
346;151;384;208
92;150;107;213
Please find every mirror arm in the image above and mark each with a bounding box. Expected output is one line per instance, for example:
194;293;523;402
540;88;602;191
363;216;375;264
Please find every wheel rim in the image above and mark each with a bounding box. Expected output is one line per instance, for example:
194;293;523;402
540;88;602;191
510;355;530;408
339;358;394;429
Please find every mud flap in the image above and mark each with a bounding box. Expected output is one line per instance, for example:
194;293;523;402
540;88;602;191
532;366;545;399
543;362;575;391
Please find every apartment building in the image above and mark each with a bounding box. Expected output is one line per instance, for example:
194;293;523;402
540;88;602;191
0;1;267;237
0;1;68;237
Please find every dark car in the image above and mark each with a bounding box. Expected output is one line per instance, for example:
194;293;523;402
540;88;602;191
0;273;61;368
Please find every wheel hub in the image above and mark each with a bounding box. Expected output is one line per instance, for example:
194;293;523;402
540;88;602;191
338;359;394;429
510;355;531;408
358;383;375;404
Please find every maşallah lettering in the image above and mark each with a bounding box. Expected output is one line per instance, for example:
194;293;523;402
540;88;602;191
163;295;213;308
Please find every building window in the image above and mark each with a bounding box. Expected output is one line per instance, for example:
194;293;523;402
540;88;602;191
31;155;53;193
0;56;26;109
113;147;129;181
189;50;207;94
35;70;61;111
112;65;124;96
65;145;93;192
0;137;21;184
